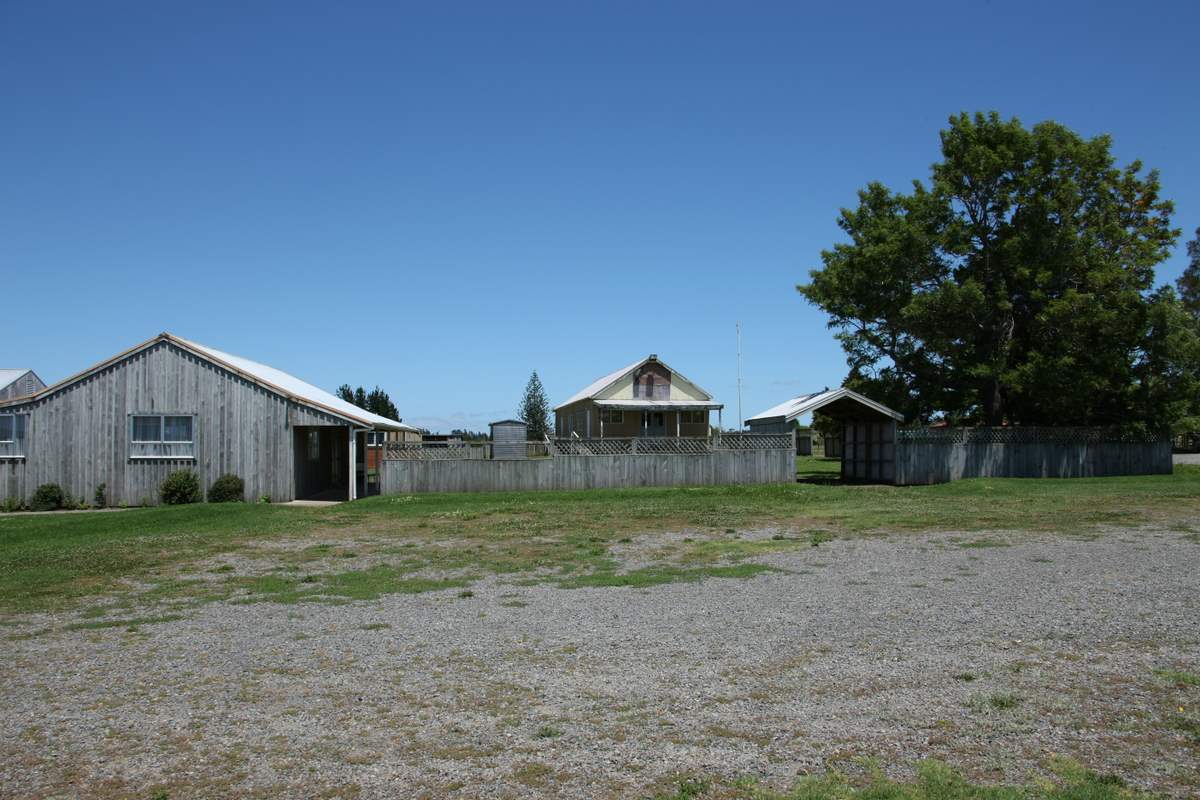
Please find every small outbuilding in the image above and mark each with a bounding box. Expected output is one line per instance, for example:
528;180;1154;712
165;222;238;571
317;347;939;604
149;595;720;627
745;388;905;482
489;419;528;460
0;369;45;403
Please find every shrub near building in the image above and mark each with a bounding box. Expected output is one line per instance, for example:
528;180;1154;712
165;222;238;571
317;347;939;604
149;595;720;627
160;470;202;505
207;474;245;503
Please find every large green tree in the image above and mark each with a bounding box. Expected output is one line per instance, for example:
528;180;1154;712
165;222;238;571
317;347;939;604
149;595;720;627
800;112;1182;428
517;371;551;441
1179;227;1200;317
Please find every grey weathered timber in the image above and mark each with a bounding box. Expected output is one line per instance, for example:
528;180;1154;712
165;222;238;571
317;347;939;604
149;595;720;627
0;340;352;506
0;370;45;402
489;420;528;460
380;448;794;494
893;438;1172;485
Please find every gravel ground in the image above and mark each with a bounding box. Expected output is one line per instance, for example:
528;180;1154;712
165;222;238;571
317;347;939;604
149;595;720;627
2;525;1198;799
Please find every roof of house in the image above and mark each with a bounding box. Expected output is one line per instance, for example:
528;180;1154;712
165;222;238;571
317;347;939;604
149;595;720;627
0;369;34;390
555;355;715;411
1;333;417;432
746;388;904;424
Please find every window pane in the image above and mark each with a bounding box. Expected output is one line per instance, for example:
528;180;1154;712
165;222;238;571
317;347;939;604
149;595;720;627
0;415;12;441
163;416;192;442
132;416;161;442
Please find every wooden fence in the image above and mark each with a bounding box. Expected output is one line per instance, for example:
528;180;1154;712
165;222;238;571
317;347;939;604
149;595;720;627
380;433;795;493
893;427;1173;485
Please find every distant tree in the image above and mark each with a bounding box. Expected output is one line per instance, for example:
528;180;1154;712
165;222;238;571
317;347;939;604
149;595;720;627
1179;227;1200;318
337;383;401;422
800;112;1181;429
450;429;489;442
517;371;551;441
365;386;400;422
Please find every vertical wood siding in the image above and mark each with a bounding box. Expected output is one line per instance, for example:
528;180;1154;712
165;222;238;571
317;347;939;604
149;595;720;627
380;448;794;494
893;440;1173;485
0;342;350;506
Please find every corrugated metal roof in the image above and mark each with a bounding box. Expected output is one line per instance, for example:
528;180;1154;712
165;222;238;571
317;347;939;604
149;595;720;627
175;336;418;432
745;388;904;424
594;399;723;410
555;357;649;410
554;355;715;411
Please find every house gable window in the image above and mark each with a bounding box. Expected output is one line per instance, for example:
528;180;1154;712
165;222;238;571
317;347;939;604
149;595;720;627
129;414;195;459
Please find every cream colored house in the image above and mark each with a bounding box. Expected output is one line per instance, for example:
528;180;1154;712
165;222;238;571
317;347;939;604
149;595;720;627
554;355;724;438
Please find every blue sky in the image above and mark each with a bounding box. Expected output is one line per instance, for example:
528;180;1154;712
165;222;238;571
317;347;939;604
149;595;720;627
2;1;1197;432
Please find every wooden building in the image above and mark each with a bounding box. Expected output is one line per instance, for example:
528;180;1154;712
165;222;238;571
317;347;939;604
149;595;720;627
554;355;723;438
0;369;45;403
0;333;418;506
745;388;905;482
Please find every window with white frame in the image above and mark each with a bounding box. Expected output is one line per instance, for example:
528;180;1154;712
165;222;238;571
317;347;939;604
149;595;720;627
0;413;26;459
367;431;387;446
599;408;623;424
129;414;195;459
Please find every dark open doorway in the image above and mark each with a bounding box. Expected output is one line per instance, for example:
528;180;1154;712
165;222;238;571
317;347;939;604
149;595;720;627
293;426;349;501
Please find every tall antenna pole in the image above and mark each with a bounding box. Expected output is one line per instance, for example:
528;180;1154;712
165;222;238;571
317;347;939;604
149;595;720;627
736;321;743;432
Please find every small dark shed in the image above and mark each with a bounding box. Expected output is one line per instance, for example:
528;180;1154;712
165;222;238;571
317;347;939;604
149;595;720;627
490;419;528;460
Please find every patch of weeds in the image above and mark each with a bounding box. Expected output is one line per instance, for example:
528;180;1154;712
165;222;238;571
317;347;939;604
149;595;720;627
810;531;833;547
64;614;185;632
653;775;710;800
1030;557;1054;563
457;590;474;599
558;563;778;589
967;692;1021;712
360;622;391;631
952;672;976;682
960;538;1009;548
500;600;528;608
512;761;552;787
209;564;235;573
1166;714;1200;742
1154;668;1200;686
534;725;562;739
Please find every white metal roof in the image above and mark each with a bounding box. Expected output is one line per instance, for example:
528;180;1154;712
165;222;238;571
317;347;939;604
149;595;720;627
554;355;714;411
745;388;904;424
0;369;31;390
176;337;418;432
594;399;723;410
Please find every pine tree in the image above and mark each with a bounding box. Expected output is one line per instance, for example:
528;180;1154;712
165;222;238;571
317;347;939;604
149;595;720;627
336;384;355;403
517;371;551;441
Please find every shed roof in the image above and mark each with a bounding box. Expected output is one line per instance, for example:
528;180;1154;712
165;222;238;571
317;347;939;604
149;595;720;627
489;419;527;427
555;355;714;411
175;337;418;432
746;388;904;424
1;333;417;432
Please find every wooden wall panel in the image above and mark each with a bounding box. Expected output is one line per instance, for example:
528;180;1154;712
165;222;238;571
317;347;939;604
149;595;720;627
0;341;351;506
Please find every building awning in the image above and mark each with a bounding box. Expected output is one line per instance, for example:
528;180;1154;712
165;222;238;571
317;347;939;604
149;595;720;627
594;399;724;411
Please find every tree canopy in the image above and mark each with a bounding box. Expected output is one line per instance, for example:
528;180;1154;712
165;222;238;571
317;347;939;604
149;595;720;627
1179;227;1200;318
517;371;551;441
800;112;1190;430
336;384;401;422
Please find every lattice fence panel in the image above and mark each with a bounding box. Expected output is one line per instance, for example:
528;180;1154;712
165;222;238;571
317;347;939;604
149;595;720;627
896;427;1168;444
718;433;794;450
635;437;713;455
552;438;633;456
384;442;480;461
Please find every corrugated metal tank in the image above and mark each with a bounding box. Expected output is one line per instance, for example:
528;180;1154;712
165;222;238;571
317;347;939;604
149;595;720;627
490;420;528;460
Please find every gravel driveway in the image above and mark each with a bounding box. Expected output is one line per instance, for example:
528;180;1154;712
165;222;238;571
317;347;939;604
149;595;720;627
3;525;1198;798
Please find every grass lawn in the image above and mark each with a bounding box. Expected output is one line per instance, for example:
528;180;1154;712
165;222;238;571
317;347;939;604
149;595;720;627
1;466;1197;616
